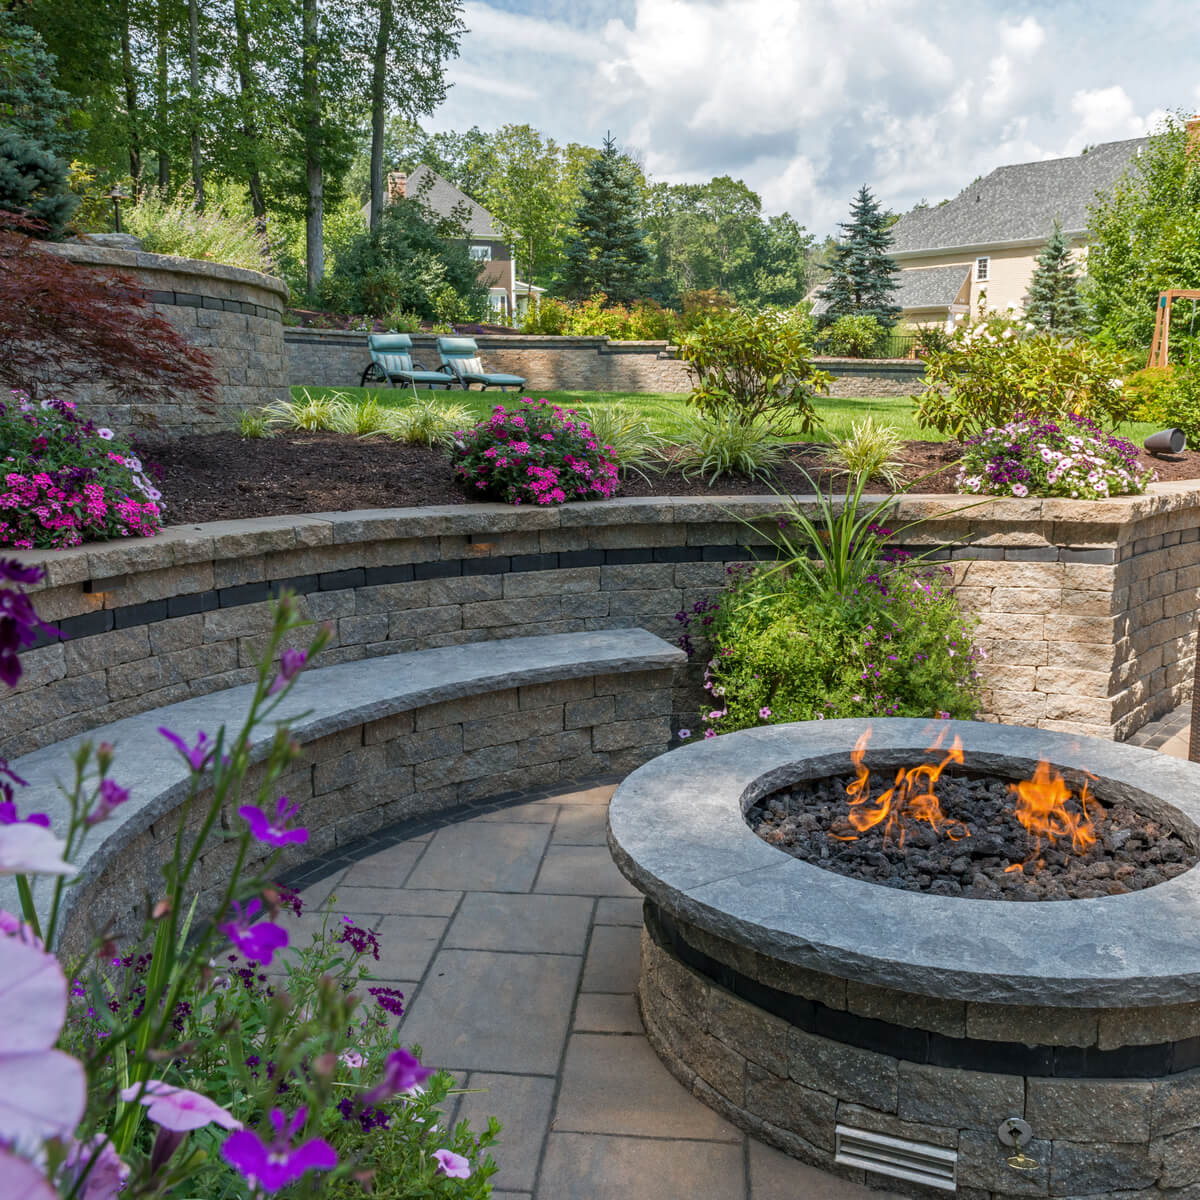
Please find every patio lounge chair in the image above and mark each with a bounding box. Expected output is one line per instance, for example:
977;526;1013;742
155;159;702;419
360;333;456;389
436;337;527;392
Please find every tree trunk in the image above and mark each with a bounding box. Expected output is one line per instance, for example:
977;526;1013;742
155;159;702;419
232;0;266;217
302;0;323;294
188;0;204;207
368;0;392;231
156;0;170;188
120;0;142;185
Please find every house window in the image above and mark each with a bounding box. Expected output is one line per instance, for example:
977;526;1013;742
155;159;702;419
469;244;492;262
975;256;990;282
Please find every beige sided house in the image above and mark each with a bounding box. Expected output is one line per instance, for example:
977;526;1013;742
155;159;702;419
888;137;1147;329
369;164;545;318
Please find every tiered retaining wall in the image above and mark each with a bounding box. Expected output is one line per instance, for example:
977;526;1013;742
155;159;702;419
6;488;1200;758
45;242;289;436
284;328;924;398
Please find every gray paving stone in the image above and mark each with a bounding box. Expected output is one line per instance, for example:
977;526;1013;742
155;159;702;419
456;1073;556;1193
532;783;615;806
553;1033;741;1141
572;994;644;1034
333;885;446;915
535;844;641;897
471;802;559;823
296;874;342;912
407;821;553;893
446;893;594;955
749;1138;901;1200
594;897;643;926
335;842;427;887
552;806;610;845
370;915;449;980
537;1131;746;1200
400;949;580;1074
357;888;462;917
581;923;641;993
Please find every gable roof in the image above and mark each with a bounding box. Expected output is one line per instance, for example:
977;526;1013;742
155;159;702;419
407;164;507;240
893;265;971;309
889;137;1147;255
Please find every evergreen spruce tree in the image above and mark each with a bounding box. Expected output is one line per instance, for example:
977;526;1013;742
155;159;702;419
1026;220;1085;335
561;132;648;304
817;184;901;328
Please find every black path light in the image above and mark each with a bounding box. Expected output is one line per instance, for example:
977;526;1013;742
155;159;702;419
107;185;130;233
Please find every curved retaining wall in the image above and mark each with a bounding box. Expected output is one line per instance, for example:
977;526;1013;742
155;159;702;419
44;242;289;436
6;487;1200;757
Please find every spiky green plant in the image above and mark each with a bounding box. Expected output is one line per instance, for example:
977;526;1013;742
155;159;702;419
580;402;666;482
236;409;273;439
330;394;391;436
823;416;909;488
262;390;343;431
672;408;786;485
385;398;475;447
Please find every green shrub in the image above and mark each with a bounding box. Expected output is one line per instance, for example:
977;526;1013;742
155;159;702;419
263;390;342;430
330;394;392;436
913;309;1136;438
237;408;272;438
1162;364;1200;446
0;131;78;237
124;185;267;270
671;408;786;484
580;402;666;481
386;306;424;333
520;294;677;340
692;560;982;736
520;296;572;335
824;417;908;488
821;313;886;358
677;305;833;433
385;397;475;447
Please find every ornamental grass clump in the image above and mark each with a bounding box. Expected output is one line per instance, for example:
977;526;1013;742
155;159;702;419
450;397;619;505
957;413;1154;499
0;571;500;1198
0;390;163;548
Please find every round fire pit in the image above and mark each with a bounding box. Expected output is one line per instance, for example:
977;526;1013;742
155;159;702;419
608;719;1200;1198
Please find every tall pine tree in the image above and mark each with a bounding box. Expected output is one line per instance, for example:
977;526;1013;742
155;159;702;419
561;132;648;304
1026;220;1085;335
818;184;901;328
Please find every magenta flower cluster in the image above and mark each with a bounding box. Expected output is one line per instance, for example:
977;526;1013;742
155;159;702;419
0;391;163;549
450;398;619;506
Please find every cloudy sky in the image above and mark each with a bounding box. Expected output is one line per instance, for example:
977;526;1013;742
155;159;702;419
428;0;1200;235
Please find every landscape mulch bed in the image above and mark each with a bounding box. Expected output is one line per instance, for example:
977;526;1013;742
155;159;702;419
140;431;1200;527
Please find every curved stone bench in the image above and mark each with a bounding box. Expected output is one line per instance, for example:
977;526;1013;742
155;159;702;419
4;629;683;951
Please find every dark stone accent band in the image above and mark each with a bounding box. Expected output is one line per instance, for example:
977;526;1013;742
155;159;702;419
147;287;281;323
645;902;1199;1080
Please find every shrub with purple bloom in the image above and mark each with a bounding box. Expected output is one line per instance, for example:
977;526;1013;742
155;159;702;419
219;899;289;966
336;917;380;960
957;413;1154;500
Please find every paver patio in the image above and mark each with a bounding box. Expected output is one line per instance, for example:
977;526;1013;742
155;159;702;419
289;782;908;1200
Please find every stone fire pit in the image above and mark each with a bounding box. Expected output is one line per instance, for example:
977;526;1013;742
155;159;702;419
608;718;1200;1198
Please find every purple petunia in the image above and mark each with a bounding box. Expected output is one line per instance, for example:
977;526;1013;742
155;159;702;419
219;899;288;966
268;648;307;696
362;1048;433;1106
86;778;130;826
221;1106;337;1192
433;1148;471;1179
238;796;308;847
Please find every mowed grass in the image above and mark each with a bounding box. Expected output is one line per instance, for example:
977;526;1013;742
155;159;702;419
289;385;1161;445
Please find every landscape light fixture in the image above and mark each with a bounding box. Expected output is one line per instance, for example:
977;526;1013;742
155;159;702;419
107;185;130;233
1143;428;1187;456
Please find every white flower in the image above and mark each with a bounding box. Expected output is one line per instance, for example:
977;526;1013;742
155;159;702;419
1108;378;1123;390
97;428;114;440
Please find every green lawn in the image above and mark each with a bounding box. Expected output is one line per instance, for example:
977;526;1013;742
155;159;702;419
289;385;1160;445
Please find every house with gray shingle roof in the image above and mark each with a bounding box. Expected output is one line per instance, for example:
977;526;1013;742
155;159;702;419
887;137;1146;328
367;164;545;319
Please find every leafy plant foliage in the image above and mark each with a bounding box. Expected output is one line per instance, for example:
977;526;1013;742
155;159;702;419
1026;220;1085;335
816;185;901;329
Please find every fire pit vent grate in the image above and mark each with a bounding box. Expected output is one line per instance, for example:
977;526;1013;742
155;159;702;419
835;1125;957;1191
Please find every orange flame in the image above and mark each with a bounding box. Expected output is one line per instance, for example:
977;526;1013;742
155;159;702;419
1008;762;1098;854
842;728;969;847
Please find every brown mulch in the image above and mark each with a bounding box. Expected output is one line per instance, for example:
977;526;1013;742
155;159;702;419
138;431;1200;527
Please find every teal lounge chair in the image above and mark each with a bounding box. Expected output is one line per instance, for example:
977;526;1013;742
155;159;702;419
436;337;526;392
361;333;456;389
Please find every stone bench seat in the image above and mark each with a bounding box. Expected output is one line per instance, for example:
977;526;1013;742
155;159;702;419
4;629;683;949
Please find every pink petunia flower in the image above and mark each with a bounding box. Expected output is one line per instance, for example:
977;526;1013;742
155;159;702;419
433;1148;471;1179
221;1106;337;1192
0;1150;56;1200
339;1050;364;1069
0;935;86;1143
119;1079;241;1132
0;822;78;877
60;1135;130;1200
238;796;308;847
759;707;772;719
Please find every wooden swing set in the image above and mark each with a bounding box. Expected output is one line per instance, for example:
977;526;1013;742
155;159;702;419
1147;289;1200;368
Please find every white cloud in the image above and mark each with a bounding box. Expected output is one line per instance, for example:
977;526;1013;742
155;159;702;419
429;1;1188;235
